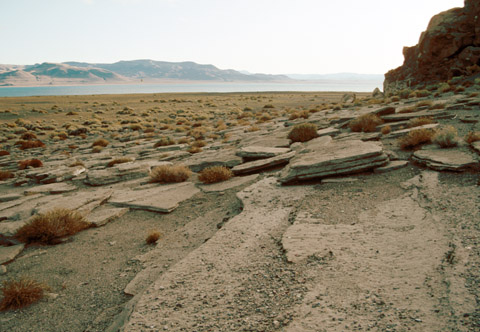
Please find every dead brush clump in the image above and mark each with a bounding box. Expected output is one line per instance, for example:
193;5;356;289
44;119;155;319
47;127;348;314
287;123;318;143
245;125;260;132
150;164;191;183
0;170;14;181
69;160;85;168
153;136;175;147
349;113;383;132
15;140;45;150
433;126;459;148
407;117;435;128
0;278;49;311
198;166;233;184
398;128;435;150
190;140;207;148
107;157;133;167
92;138;109;147
381;125;392;135
15;208;91;245
92;146;103;153
289;110;310;120
18;159;43;170
145;230;162;244
465;131;480;144
0;150;10;156
20;132;37;140
187;146;203;154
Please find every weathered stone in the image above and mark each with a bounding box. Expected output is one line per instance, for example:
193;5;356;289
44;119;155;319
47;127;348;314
236;146;290;160
316;127;340;138
282;224;361;263
184;149;242;173
240;138;291;148
372;87;384;99
0;194;43;222
336;132;382;141
472;141;480;154
35;189;113;215
385;123;439;139
412;149;479;171
341;92;356;103
87;207;129;227
0;265;6;275
279;140;388;184
26;166;85;184
382;110;454;123
322;177;358;184
199;174;259;192
374;160;409;173
0;194;22;203
24;182;77;195
85;161;170;186
110;182;199;213
232;151;296;175
0;244;24;264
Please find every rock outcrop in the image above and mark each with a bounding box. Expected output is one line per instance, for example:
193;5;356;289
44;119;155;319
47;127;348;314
384;0;480;93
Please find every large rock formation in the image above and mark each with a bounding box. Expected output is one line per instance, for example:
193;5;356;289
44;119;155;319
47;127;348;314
384;0;480;93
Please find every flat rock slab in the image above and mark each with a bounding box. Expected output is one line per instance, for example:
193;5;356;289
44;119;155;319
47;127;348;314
316;127;341;137
109;182;199;213
0;194;22;203
0;244;24;264
282;224;362;263
241;138;291;148
85;161;170;186
35;189;113;215
472;141;480;154
236;146;290;160
279;140;388;184
87;207;129;227
374;160;409;173
26;166;86;184
385;123;439;139
382;110;454;122
232;151;296;175
184;149;242;172
24;182;77;195
412;149;479;171
199;174;259;192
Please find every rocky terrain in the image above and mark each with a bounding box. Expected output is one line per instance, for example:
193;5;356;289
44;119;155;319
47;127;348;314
0;81;478;331
384;0;480;94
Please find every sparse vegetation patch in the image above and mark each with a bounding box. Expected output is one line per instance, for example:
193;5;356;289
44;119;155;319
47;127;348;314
198;166;233;184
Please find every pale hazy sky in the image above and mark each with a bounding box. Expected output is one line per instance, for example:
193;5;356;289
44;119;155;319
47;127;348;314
0;0;464;74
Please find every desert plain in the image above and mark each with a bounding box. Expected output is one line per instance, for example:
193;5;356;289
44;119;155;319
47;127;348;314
0;87;478;332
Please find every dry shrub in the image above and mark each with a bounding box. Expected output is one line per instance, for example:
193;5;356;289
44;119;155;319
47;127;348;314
0;150;10;156
92;146;103;153
154;136;175;147
416;100;433;107
398;128;435;150
69;160;85;168
349;113;383;132
187;146;203;154
0;170;14;181
0;278;48;311
287;123;318;143
407;117;435;128
177;137;190;144
190;140;206;148
465;131;480;144
429;103;446;110
150;164;191;183
414;90;430;98
289;110;310;120
92;138;109;147
398;107;416;114
145;230;162;244
18;159;43;170
130;124;143;131
20;132;37;140
433;126;459;148
188;128;206;140
15;140;45;150
107;157;133;167
198;166;233;184
246;125;260;132
15;208;91;245
381;125;392;135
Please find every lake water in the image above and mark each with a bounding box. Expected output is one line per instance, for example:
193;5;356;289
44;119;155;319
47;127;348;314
0;80;383;97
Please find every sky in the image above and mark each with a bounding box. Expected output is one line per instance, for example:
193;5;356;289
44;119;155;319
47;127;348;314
0;0;465;75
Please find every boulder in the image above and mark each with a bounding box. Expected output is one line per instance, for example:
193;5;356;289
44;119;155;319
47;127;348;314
412;148;479;171
372;87;384;99
341;93;356;103
279;140;388;184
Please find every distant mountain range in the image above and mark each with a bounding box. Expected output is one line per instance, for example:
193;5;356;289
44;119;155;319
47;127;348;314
0;60;290;87
0;59;383;87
